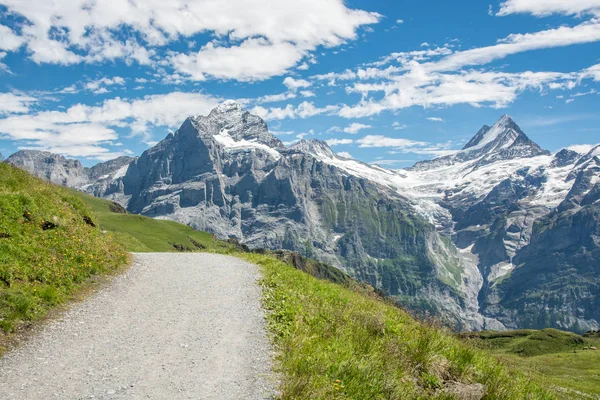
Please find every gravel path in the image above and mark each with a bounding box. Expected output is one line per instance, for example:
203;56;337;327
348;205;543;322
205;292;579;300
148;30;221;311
0;253;276;399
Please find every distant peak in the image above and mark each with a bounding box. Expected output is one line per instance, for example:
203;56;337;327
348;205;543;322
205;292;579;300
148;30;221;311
462;115;525;151
210;100;243;115
494;114;520;129
289;139;334;158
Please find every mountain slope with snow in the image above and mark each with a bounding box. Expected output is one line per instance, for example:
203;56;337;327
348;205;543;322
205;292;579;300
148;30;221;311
5;102;599;332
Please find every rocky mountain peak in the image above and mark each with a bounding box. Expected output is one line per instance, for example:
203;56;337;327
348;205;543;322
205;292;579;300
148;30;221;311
194;101;283;149
463;115;525;151
463;125;491;150
5;150;88;187
208;99;244;117
289;139;335;159
410;115;549;171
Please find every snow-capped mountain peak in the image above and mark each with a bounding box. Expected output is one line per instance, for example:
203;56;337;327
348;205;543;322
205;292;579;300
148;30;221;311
463;115;522;151
289;139;335;159
411;115;549;172
192;101;284;150
208;99;243;116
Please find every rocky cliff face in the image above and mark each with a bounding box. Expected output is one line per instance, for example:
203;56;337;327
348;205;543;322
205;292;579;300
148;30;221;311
401;119;600;332
5;150;89;187
5;103;599;332
4;151;136;195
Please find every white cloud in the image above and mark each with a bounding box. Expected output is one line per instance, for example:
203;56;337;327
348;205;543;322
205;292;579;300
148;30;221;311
85;76;126;94
396;19;404;24
498;0;600;16
337;151;353;158
270;129;295;136
339;68;555;117
427;117;444;122
252;101;339;120
0;24;24;51
283;77;312;90
256;92;297;104
296;129;315;139
0;91;221;159
326;138;354;146
343;122;371;134
58;85;78;94
300;90;316;98
392;122;407;130
431;20;600;72
324;18;600;119
0;0;379;80
0;51;9;72
0;93;38;115
356;134;457;156
169;39;306;82
357;135;428;149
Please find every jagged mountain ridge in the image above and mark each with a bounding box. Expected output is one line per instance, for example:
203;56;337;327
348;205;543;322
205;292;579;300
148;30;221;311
5;150;136;189
5;102;599;332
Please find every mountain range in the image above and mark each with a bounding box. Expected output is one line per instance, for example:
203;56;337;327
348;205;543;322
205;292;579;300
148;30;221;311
5;101;599;332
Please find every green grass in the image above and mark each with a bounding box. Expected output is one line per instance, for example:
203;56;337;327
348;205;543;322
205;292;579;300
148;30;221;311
0;163;128;336
463;330;600;399
239;252;552;400
70;190;231;253
461;328;588;357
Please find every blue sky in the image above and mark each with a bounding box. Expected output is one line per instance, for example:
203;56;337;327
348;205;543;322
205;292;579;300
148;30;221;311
0;0;599;167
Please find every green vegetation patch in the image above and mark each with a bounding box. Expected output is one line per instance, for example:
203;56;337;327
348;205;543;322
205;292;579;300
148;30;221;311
242;252;551;400
463;329;600;399
462;328;588;357
70;190;231;253
0;163;128;334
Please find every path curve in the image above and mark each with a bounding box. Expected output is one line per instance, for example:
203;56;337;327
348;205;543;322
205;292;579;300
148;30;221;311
0;253;275;399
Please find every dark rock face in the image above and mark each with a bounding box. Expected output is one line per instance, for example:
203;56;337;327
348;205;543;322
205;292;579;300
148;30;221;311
486;202;600;331
86;156;136;180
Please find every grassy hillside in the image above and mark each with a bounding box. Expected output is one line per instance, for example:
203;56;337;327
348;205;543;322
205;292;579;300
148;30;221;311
69;190;230;252
463;330;600;399
0;163;128;337
243;252;551;399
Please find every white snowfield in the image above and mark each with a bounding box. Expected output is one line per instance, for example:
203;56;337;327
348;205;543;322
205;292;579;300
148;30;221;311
296;118;598;225
214;128;282;161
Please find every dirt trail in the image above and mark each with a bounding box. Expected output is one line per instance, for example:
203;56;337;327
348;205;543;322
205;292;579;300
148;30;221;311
0;253;275;399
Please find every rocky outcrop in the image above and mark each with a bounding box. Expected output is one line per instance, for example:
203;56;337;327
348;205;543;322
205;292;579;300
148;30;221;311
5;150;89;187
